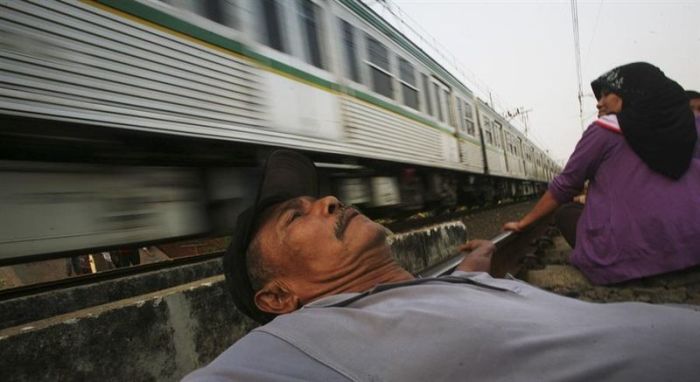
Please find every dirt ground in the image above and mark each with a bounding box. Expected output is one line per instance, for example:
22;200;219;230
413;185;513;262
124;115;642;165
459;201;537;240
521;235;700;305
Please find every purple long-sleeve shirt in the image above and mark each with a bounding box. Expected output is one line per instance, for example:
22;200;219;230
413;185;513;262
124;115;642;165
549;115;700;284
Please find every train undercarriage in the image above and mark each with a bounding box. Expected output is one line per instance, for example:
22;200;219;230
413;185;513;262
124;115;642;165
0;116;544;266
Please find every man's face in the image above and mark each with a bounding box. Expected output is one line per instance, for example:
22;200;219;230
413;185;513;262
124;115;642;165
596;91;623;117
690;98;700;116
252;196;391;308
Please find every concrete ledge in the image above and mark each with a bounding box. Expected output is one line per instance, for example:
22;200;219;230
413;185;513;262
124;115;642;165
0;276;256;381
389;221;467;273
0;258;223;330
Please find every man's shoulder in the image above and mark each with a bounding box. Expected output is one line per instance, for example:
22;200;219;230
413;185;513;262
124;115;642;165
182;331;350;381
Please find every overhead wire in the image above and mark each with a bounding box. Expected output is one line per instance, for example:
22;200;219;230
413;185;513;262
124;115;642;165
570;0;585;133
584;0;605;68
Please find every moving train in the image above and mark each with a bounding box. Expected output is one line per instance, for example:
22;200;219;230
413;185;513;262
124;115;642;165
0;0;560;263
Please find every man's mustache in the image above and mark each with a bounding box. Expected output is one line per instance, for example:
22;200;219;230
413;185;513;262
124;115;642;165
334;204;359;240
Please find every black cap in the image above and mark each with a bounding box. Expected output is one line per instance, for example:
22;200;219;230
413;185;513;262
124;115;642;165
223;150;318;324
687;90;700;100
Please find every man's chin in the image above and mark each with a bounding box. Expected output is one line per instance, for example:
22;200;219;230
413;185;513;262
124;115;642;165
365;224;390;251
342;216;392;258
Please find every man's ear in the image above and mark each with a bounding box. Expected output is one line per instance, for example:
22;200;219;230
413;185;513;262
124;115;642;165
254;281;301;315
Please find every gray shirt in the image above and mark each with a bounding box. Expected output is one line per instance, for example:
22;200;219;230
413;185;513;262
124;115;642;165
184;272;700;381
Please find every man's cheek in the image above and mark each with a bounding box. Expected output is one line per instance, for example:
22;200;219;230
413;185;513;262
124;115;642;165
288;224;334;254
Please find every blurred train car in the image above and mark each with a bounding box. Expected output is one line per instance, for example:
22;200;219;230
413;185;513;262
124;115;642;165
0;0;560;263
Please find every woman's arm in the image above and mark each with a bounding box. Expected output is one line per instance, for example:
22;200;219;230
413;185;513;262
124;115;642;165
503;122;620;232
502;190;559;231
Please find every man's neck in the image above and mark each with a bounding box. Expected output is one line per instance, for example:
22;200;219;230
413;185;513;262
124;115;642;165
302;250;415;304
341;258;415;293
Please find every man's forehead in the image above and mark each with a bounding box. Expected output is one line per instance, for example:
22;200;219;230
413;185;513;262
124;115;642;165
252;196;315;236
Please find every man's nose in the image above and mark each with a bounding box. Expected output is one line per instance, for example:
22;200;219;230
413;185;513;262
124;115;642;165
313;196;343;216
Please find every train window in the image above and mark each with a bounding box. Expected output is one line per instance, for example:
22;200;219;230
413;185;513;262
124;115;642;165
509;139;518;156
484;117;495;146
444;89;456;127
398;58;419;110
422;74;434;116
261;0;286;52
162;0;239;28
367;36;390;70
366;36;393;98
493;121;503;148
340;20;360;82
483;119;493;145
462;100;475;136
484;129;494;145
433;83;444;122
203;0;229;26
456;99;465;133
463;101;473;119
298;0;323;68
465;120;475;136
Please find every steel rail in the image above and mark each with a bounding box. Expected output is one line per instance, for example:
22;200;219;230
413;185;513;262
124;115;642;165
418;216;553;278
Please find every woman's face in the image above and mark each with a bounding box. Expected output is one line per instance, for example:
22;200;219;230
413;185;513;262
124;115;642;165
596;91;623;117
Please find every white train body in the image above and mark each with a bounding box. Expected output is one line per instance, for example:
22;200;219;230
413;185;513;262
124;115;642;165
0;0;561;261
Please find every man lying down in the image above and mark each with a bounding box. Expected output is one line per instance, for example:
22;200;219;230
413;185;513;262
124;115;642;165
184;150;700;382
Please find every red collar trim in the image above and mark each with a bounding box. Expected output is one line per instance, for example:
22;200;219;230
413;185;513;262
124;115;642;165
594;115;622;134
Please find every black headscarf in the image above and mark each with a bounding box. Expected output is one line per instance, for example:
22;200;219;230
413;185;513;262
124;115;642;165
591;62;697;179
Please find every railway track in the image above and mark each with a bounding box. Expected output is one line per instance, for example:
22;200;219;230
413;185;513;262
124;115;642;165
383;198;535;233
0;202;539;301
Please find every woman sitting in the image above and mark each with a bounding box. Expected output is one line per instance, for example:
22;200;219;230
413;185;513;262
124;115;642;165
504;62;700;285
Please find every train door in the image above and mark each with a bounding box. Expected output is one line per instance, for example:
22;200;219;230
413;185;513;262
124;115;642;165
503;131;513;173
431;77;450;127
430;77;459;163
453;98;482;173
490;120;507;176
517;137;525;174
454;95;466;162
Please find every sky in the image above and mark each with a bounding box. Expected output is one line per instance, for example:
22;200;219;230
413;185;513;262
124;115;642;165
374;0;700;164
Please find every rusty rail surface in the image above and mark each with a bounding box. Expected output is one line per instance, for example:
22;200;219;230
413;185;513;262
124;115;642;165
418;216;554;278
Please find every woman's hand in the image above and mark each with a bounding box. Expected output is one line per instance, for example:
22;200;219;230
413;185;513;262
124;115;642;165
502;191;560;233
